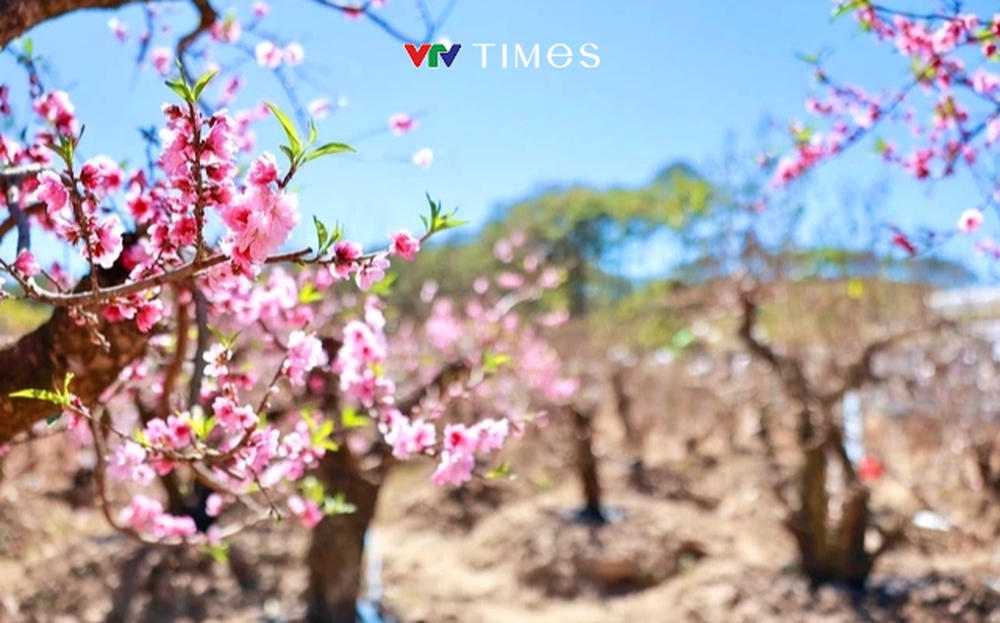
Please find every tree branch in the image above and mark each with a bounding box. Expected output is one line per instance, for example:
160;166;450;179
0;0;161;50
737;289;812;405
0;243;149;445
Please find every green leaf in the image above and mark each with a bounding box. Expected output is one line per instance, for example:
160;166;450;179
486;462;516;480
315;437;340;452
9;388;67;406
23;38;32;57
264;101;302;157
300;409;317;432
437;215;468;232
304;142;355;163
298;282;324;304
426;193;440;216
279;144;296;168
313;215;329;254
670;328;695;352
323;492;357;515
307;119;318;146
203;542;230;564
331;221;344;240
422;196;466;234
165;78;192;103
311;419;336;450
431;212;467;233
483;352;511;374
367;272;397;297
190;412;216;440
46;413;62;426
339;407;368;429
191;69;219;101
301;475;325;504
328;222;344;249
207;326;239;350
831;0;865;21
198;415;217;439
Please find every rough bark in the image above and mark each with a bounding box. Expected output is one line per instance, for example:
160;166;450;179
610;366;649;491
304;444;382;623
0;0;158;50
789;433;873;588
571;405;605;523
301;355;470;622
738;290;884;588
0;253;149;445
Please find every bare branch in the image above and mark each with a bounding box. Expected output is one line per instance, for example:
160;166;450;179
309;0;454;44
737;289;812;405
175;0;217;79
187;285;209;408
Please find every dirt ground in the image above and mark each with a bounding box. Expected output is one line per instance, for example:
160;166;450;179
2;356;1000;623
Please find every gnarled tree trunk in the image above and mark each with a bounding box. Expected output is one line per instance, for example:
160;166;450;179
0;255;149;444
305;444;382;623
788;413;874;588
570;404;605;524
0;0;153;50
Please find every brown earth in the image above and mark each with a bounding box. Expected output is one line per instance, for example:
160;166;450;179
2;351;1000;623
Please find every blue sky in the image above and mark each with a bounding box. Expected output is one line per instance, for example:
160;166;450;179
2;0;996;281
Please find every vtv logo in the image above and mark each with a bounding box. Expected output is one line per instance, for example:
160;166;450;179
405;42;462;68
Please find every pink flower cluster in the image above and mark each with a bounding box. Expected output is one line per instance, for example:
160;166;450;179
335;298;394;408
219;152;300;274
24;108;130;275
119;495;198;540
430;419;509;486
769;3;1000;254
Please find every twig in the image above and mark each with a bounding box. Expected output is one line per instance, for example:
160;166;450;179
176;0;218;82
188;286;210;409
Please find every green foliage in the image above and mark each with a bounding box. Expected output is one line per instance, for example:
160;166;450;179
323;492;357;515
9;371;74;407
189;411;216;440
300;409;340;452
203;542;230;564
486;461;516;481
482;352;511;375
9;372;76;426
830;0;866;21
338;406;368;430
299;476;358;516
264;101;355;172
421;194;467;235
298;282;324;304
311;216;344;260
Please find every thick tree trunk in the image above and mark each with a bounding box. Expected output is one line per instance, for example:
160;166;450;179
788;416;873;588
790;439;831;583
305;445;382;623
0;265;148;445
570;405;605;523
610;367;649;491
0;0;157;50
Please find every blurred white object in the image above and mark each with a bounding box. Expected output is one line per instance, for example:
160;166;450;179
412;147;434;169
842;391;863;466
912;510;951;532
